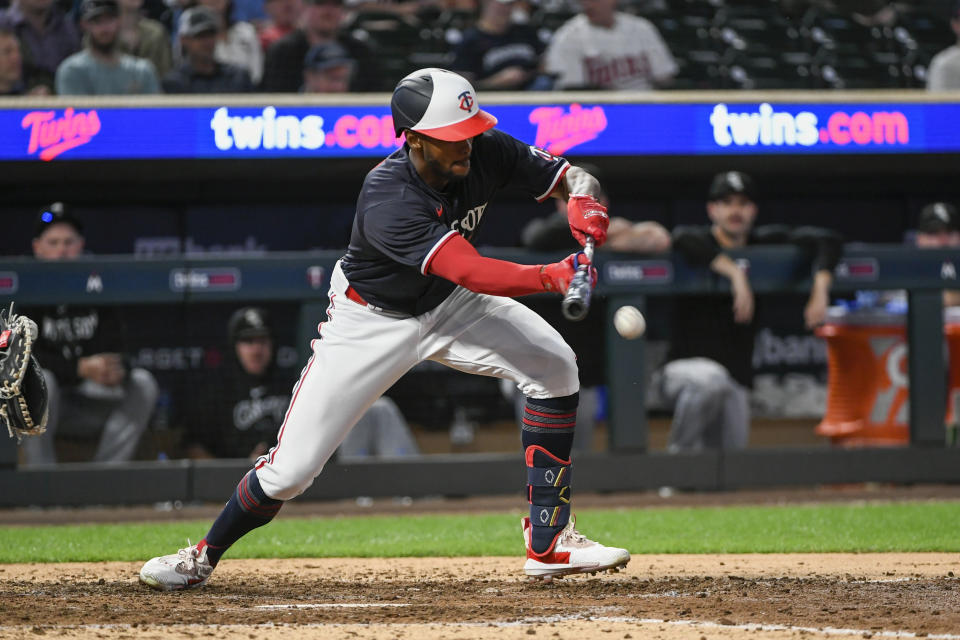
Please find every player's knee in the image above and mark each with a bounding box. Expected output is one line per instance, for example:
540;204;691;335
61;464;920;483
128;368;159;405
533;341;580;398
257;464;318;501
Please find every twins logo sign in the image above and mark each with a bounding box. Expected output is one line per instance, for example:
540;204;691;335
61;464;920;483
458;91;474;112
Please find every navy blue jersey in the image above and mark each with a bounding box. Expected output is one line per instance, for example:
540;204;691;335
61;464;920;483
340;128;569;316
451;24;545;87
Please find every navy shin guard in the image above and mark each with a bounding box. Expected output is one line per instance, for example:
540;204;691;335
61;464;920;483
201;469;283;566
521;394;577;554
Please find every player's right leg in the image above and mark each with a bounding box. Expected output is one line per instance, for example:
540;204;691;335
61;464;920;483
423;289;629;580
140;263;421;591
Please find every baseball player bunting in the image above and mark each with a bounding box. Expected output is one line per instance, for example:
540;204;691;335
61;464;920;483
139;68;626;591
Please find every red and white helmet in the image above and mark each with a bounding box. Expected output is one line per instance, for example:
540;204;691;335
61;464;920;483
391;68;498;141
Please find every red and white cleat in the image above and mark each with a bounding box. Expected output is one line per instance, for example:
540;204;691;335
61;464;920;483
139;542;214;591
522;515;630;581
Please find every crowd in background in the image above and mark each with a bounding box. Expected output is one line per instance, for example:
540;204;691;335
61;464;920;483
1;0;960;96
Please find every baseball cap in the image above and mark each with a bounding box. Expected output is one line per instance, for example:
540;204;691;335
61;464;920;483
228;307;273;343
34;202;84;238
708;171;757;202
178;7;220;38
304;42;354;72
917;201;958;234
80;0;119;20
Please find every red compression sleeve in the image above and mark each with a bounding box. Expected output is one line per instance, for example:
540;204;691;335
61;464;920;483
427;233;545;297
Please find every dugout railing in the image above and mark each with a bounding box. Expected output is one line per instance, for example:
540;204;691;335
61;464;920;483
1;245;959;507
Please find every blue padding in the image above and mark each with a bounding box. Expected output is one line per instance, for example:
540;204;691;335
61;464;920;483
527;465;572;488
529;503;571;528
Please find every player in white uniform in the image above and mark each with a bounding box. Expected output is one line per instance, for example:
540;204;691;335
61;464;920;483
139;68;630;590
544;0;677;90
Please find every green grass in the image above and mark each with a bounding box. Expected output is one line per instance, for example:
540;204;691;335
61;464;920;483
2;502;959;563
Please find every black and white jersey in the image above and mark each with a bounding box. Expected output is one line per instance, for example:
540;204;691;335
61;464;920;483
340;128;569;316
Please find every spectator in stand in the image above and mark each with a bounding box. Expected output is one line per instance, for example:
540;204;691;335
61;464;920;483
21;204;159;466
195;0;264;84
0;0;80;93
451;0;545;91
927;1;960;91
261;0;374;92
300;41;352;92
116;0;172;78
257;0;299;52
163;6;253;92
544;0;676;90
655;171;842;452
55;0;160;95
0;24;28;94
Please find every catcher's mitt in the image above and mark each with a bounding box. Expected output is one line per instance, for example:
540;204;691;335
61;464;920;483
0;304;48;442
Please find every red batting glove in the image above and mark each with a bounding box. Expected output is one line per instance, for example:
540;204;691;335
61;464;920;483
567;194;609;247
539;251;597;295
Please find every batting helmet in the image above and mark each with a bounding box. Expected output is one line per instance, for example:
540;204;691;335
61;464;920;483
390;68;497;141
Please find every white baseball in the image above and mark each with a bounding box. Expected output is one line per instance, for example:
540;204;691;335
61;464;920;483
613;305;646;339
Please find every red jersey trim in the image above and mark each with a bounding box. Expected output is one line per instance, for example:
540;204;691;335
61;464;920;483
420;229;459;275
535;162;571;203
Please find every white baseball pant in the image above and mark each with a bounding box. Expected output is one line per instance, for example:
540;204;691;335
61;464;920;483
255;261;579;500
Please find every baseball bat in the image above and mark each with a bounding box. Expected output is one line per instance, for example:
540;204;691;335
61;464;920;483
561;237;595;321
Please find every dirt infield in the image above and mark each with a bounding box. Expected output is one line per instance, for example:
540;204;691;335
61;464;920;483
2;486;959;639
1;554;958;639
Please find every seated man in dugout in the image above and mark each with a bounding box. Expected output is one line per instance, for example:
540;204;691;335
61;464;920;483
21;203;159;465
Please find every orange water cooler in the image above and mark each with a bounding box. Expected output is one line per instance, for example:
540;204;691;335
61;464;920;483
815;306;960;447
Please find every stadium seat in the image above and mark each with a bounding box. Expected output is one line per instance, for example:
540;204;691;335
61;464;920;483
812;53;901;90
655;14;718;56
720;51;808;90
673;49;723;90
801;9;889;57
893;8;954;53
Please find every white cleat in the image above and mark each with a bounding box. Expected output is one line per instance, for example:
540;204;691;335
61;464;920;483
522;515;630;581
139;542;214;591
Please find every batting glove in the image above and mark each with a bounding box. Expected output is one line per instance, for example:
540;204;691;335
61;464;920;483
540;251;597;294
567;194;609;247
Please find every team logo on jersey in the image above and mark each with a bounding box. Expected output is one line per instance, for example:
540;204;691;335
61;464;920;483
458;91;474;112
451;202;487;237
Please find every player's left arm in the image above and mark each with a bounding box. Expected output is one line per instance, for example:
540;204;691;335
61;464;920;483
551;166;609;247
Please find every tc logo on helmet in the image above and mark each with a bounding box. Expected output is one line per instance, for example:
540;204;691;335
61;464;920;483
458;91;474;112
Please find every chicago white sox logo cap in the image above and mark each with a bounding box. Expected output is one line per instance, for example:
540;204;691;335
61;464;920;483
390;68;498;141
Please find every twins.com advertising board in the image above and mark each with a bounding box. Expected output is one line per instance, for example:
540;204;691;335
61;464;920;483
2;100;960;161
